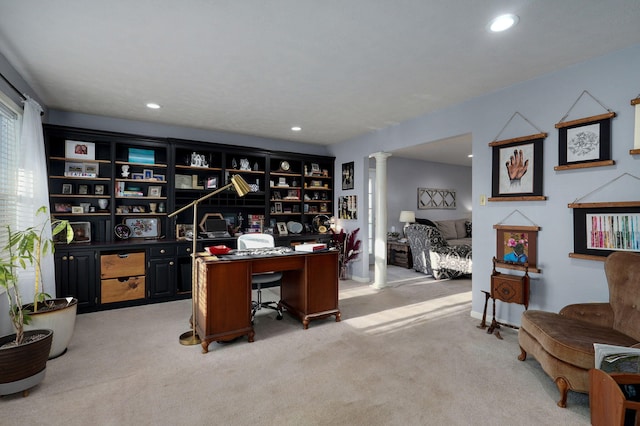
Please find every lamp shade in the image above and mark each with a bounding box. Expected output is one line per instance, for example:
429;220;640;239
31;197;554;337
399;210;415;223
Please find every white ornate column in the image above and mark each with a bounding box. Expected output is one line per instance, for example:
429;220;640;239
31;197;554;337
369;152;392;289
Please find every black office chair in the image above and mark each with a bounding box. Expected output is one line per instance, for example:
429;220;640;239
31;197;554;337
237;233;283;322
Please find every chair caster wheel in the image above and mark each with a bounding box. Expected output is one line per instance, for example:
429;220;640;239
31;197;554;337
276;314;283;320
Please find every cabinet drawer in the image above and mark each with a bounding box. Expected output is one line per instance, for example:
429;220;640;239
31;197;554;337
100;252;145;279
491;274;529;305
177;245;193;257
101;276;145;303
149;246;176;257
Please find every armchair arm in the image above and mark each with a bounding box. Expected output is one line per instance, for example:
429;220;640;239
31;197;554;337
559;303;614;328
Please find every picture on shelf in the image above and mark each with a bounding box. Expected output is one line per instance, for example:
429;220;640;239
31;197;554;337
77;184;89;195
65;140;95;160
205;176;218;189
148;186;162;197
64;161;84;174
71;206;84;214
62;183;73;194
54;203;72;213
153;174;165;181
143;169;154;180
128;147;155;165
176;223;194;241
277;222;288;235
274;202;283;214
94;184;105;195
131;173;144;180
83;163;98;176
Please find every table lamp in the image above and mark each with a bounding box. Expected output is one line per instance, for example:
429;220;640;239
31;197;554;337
399;210;415;237
169;174;251;346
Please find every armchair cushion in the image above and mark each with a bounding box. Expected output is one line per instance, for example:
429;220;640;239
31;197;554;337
559;302;614;329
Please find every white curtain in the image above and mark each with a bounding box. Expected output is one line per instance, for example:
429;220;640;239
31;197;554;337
17;97;54;302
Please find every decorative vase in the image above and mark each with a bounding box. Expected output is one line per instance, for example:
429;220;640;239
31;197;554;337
98;198;109;210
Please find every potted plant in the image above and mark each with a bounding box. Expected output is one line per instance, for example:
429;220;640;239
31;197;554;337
7;206;77;359
330;227;362;279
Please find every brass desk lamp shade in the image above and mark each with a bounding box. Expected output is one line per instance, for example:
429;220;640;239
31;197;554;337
168;174;251;345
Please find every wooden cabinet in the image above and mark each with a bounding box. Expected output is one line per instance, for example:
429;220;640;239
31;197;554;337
55;249;96;311
147;245;176;299
387;241;412;269
100;251;145;304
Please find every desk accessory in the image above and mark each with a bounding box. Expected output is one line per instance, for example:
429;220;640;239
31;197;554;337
168;175;251;346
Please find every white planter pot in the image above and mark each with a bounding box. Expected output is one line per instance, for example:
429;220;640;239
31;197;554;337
23;297;78;359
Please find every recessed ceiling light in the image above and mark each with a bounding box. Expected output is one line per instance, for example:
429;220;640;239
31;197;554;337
146;102;161;109
291;126;302;132
467;154;473;158
488;14;519;32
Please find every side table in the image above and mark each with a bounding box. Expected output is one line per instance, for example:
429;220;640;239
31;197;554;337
387;240;412;269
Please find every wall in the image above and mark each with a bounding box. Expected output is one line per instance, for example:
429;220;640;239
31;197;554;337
329;43;640;324
387;157;472;232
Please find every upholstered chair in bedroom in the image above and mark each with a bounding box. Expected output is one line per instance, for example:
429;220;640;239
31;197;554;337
405;223;472;280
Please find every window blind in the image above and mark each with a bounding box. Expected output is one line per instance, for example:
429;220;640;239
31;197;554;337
0;98;20;248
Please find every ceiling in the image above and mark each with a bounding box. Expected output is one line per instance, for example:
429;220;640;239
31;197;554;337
1;1;639;166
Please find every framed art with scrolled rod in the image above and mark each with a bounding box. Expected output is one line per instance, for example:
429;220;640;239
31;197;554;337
489;133;546;201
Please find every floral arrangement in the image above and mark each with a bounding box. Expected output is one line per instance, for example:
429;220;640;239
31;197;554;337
330;227;362;274
504;232;528;264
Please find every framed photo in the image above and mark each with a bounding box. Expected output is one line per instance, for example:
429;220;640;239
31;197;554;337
311;163;320;174
274;202;283;214
494;225;539;271
205;176;218;189
147;186;162;197
65;140;95;160
557;115;613;166
83;163;98;176
64;161;85;174
143;169;154;180
277;222;288;235
153;174;165;182
62;183;73;194
342;161;354;190
94;184;105;195
54;203;72;213
71;206;84;214
490;135;544;198
175;223;194;241
131;173;144;180
77;184;89;195
572;205;640;258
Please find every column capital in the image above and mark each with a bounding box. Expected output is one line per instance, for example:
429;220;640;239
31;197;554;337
368;152;392;161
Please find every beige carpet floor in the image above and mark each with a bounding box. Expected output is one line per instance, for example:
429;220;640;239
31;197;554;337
2;266;590;425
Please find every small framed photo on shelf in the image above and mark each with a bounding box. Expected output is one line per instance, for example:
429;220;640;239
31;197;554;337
54;203;72;213
65;140;95;160
143;169;154;180
94;184;105;195
205;176;218;189
147;186;162;197
131;173;144;180
62;183;73;194
277;222;288;235
77;184;89;195
274;202;283;214
153;174;165;182
64;162;84;175
175;224;194;241
311;163;320;174
83;163;98;176
71;206;84;214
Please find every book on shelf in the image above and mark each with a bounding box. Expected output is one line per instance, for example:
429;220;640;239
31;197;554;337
294;243;327;252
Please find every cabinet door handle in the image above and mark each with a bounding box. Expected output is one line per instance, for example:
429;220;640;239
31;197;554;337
186;248;192;253
69;256;74;261
118;254;129;259
169;261;174;266
62;256;68;261
160;249;166;254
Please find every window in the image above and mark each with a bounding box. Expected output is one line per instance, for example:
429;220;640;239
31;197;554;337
0;94;21;249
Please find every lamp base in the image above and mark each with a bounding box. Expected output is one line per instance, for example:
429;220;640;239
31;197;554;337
179;330;201;346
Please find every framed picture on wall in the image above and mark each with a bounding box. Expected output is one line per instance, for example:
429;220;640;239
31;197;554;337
556;114;613;167
494;225;540;272
490;134;545;200
342;161;354;190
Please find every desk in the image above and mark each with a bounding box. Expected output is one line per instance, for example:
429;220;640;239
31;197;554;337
195;250;341;353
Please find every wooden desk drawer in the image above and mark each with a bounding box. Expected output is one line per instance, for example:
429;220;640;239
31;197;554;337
100;252;145;279
101;276;145;303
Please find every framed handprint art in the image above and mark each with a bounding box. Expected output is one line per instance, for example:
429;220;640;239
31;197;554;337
489;133;547;201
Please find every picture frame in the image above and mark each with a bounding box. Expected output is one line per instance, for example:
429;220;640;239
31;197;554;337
128;147;155;165
143;169;154;180
131;173;144;180
205;176;218;189
571;205;640;258
175;223;194;241
557;115;613;167
124;217;160;238
64;161;85;175
65;140;95;160
77;184;89;195
54;203;72;213
277;222;288;235
274;202;283;214
418;188;456;209
153;174;165;182
147;186;162;197
174;174;192;189
342;161;354;190
83;163;98;176
494;225;539;272
71;206;84;214
62;183;73;194
490;134;545;199
94;184;105;195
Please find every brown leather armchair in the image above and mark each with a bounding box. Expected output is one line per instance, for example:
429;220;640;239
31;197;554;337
518;251;640;407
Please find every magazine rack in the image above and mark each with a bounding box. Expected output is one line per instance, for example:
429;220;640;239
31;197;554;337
589;368;640;426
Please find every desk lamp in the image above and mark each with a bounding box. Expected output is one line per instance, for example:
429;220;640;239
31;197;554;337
399;210;415;238
169;175;251;346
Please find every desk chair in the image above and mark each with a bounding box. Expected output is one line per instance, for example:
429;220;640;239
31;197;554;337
237;233;283;322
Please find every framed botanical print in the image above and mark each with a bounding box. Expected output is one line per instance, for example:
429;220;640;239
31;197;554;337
556;113;614;168
490;134;545;200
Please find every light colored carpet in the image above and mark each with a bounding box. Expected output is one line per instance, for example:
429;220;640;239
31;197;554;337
2;266;590;425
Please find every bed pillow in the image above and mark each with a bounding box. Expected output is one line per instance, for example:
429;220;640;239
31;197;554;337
465;221;472;238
